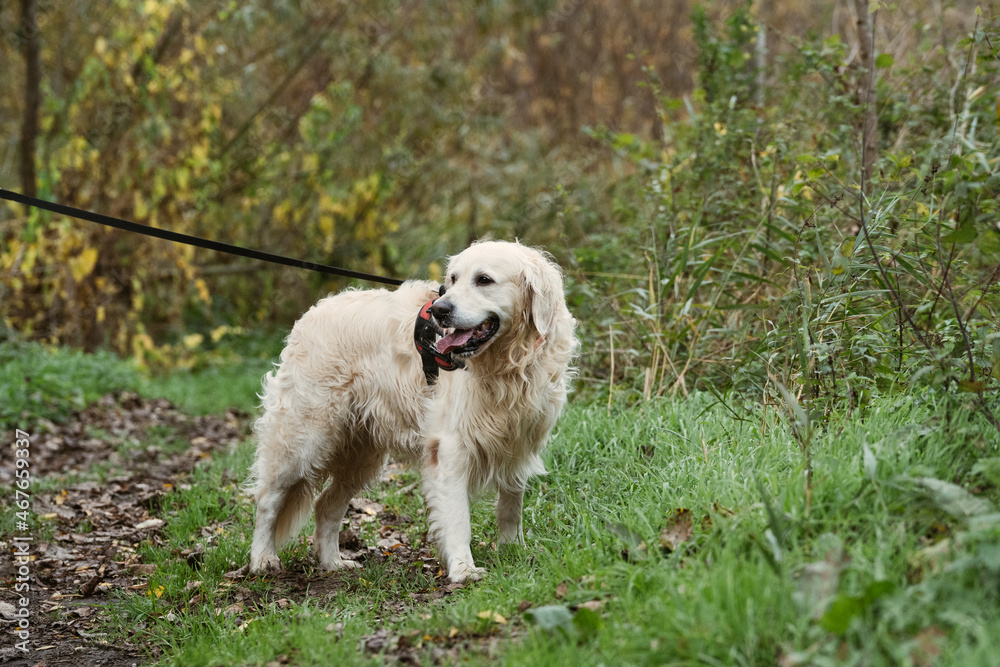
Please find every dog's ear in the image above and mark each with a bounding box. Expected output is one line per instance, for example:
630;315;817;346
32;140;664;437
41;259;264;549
521;251;565;339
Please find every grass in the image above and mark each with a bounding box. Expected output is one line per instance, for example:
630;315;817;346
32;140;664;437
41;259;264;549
4;339;1000;664
0;339;139;430
137;360;273;416
0;336;274;429
103;389;999;666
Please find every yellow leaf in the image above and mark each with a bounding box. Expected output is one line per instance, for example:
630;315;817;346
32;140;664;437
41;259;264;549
132;333;154;353
134;192;148;220
476;610;506;623
68;247;98;282
195;278;211;304
319;215;335;253
183;333;204;349
318;192;336;213
97;306;106;323
274;201;292;225
22;243;38;276
95;37;107;55
839;238;855;257
192;142;209;167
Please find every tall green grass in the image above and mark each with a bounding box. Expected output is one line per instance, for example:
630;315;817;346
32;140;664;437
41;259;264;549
0;339;139;430
0;337;274;430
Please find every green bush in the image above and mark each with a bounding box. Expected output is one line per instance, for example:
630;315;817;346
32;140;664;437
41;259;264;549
571;5;1000;425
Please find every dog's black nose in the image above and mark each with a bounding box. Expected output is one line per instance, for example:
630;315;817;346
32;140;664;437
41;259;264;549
430;299;453;324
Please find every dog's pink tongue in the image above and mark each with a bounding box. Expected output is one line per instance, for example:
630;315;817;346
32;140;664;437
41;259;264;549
437;329;474;354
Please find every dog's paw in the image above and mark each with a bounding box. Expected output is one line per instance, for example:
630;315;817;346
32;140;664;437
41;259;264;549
497;533;525;548
448;563;486;583
249;555;282;573
319;558;361;571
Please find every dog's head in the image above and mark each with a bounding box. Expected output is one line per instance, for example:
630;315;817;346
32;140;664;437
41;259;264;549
431;240;573;365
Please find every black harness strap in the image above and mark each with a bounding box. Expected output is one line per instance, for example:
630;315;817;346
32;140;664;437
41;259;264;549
0;188;404;286
413;297;464;385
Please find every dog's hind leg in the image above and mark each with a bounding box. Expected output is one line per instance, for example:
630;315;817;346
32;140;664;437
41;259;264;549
249;477;313;572
496;486;525;547
248;420;323;573
314;443;385;571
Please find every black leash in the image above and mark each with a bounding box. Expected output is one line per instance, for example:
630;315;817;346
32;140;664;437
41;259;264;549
0;187;466;384
0;187;404;286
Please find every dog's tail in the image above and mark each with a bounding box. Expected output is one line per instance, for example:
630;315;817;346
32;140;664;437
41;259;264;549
273;480;315;549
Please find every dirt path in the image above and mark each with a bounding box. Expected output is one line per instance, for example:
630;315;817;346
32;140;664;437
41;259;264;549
0;393;244;666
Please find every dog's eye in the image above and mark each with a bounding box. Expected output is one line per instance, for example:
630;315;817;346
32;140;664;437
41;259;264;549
476;275;494;286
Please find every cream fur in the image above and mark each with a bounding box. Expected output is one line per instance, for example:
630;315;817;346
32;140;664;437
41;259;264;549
247;240;578;581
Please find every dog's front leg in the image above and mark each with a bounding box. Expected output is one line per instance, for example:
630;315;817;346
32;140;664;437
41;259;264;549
423;442;485;583
497;486;525;547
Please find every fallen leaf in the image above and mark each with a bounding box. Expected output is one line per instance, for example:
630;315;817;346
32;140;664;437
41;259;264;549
224;602;245;616
658;508;694;552
135;518;165;531
475;609;507;623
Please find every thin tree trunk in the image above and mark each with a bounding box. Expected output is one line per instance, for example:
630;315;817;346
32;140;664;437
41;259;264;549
20;0;41;200
853;0;877;199
755;0;771;109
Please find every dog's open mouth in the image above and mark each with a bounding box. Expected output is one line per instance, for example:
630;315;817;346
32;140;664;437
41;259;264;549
436;316;500;356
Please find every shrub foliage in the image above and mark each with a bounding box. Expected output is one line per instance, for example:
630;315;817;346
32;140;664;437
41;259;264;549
0;1;997;418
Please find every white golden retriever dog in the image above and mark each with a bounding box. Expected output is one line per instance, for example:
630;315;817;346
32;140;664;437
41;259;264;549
248;240;577;582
